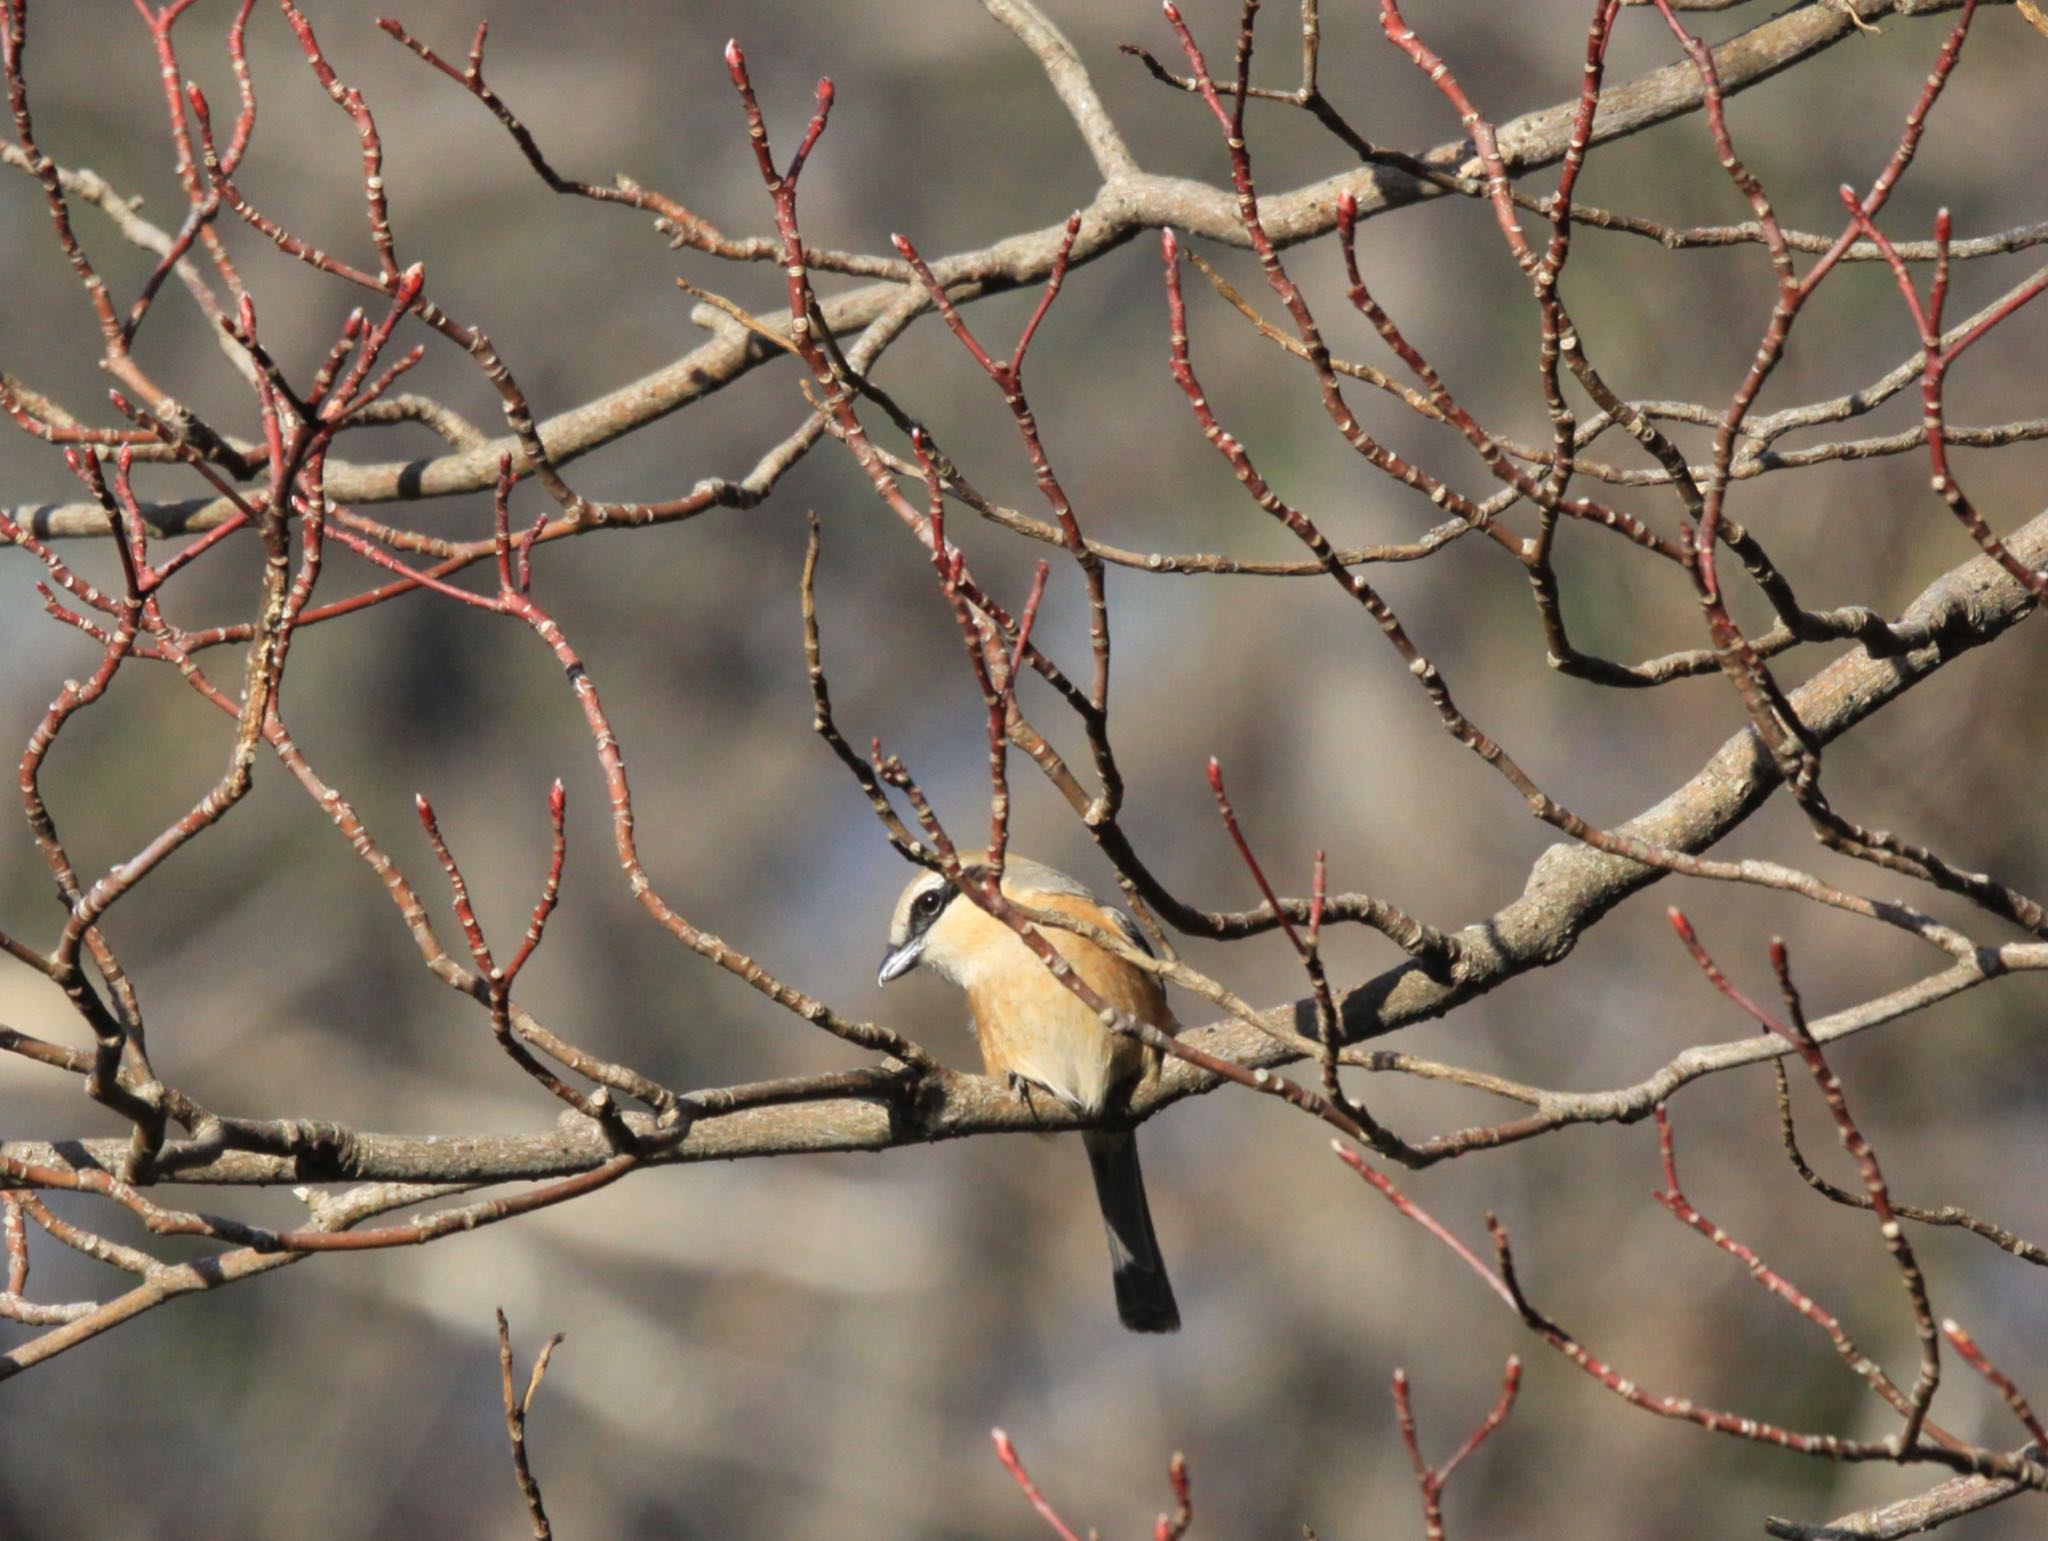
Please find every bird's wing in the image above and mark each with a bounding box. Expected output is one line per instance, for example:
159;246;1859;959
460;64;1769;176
1106;907;1155;958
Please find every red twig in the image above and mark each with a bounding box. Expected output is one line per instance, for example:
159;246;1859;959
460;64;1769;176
1154;1451;1192;1541
1334;1137;2042;1486
1838;195;2048;600
1943;1321;2048;1451
1668;912;1941;1453
334;445;929;1065
908;427;1051;881
991;1429;1084;1541
414;780;629;1140
1654;1105;1969;1449
123;0;254;343
1158;4;1523;555
1205;758;1305;955
1207;762;1395;1149
1392;1357;1521;1541
891;216;1113;722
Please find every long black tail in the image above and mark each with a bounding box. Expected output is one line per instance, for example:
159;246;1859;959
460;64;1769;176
1082;1129;1180;1333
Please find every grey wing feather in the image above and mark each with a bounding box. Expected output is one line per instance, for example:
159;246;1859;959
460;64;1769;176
1106;907;1155;958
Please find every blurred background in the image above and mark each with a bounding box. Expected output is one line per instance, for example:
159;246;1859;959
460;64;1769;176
2;1;2046;1535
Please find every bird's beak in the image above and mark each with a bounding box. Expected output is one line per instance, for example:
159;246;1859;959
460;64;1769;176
876;937;924;987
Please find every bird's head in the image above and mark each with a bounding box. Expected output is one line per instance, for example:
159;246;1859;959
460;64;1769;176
877;854;1095;989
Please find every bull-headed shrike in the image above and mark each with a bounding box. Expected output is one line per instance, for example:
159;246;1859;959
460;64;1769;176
879;854;1179;1333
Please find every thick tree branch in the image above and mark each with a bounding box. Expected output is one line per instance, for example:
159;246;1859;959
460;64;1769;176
5;0;1989;540
8;505;2040;1191
1764;1463;2037;1538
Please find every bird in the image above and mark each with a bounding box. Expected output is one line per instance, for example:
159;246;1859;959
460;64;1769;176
878;853;1180;1333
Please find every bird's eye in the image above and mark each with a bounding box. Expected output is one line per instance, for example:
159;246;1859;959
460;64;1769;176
915;889;943;918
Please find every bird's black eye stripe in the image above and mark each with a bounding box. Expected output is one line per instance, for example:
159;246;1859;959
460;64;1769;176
905;872;973;939
907;882;958;937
